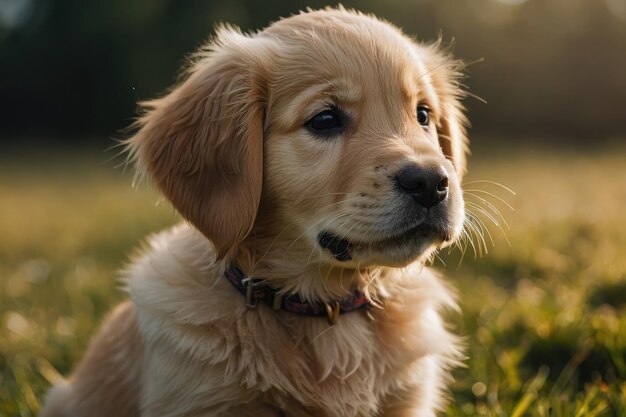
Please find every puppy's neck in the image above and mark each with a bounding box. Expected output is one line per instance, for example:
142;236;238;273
233;229;396;304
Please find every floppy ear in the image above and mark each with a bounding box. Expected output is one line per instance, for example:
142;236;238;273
127;28;271;259
423;44;469;181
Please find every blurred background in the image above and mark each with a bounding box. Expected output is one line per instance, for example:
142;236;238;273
1;0;625;144
1;0;625;416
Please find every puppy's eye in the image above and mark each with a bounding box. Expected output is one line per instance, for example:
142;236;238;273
306;109;345;137
416;106;430;127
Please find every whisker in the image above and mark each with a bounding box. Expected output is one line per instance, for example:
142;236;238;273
455;229;469;268
466;220;484;257
466;201;503;230
469;211;492;253
463;223;479;259
462;216;479;257
305;243;321;269
435;253;447;267
467;210;495;249
463;180;516;195
464;189;515;211
465;194;511;230
339;266;347;294
323;261;335;293
466;202;512;247
464;214;487;256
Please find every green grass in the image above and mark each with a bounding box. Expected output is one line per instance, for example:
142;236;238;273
1;143;625;416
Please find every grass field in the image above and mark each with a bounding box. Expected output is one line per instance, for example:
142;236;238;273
1;143;625;416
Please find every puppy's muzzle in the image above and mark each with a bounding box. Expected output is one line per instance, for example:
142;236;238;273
395;163;449;208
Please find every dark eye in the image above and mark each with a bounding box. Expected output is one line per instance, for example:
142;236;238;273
416;106;430;127
305;109;345;137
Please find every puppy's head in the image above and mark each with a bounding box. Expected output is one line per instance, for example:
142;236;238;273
128;8;468;268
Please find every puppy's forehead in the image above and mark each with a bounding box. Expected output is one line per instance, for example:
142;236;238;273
264;11;437;112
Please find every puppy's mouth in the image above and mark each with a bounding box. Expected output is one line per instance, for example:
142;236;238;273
317;223;452;262
318;231;353;261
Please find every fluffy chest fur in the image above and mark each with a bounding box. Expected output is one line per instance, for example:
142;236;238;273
126;225;460;417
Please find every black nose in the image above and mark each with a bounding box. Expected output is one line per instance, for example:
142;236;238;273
395;164;449;208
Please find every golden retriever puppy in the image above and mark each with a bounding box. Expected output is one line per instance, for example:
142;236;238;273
41;7;468;417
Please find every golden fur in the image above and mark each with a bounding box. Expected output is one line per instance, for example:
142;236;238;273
41;7;469;417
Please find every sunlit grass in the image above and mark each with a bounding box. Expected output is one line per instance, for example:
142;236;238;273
445;144;626;416
1;143;625;416
0;147;178;416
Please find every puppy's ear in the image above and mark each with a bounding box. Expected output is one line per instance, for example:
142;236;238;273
424;45;469;181
127;28;271;259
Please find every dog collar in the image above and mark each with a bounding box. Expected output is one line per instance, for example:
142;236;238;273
224;265;371;325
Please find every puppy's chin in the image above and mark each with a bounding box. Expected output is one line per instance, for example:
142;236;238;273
355;240;440;268
317;224;459;268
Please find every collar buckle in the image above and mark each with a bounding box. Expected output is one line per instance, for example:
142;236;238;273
244;279;262;308
244;279;283;309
